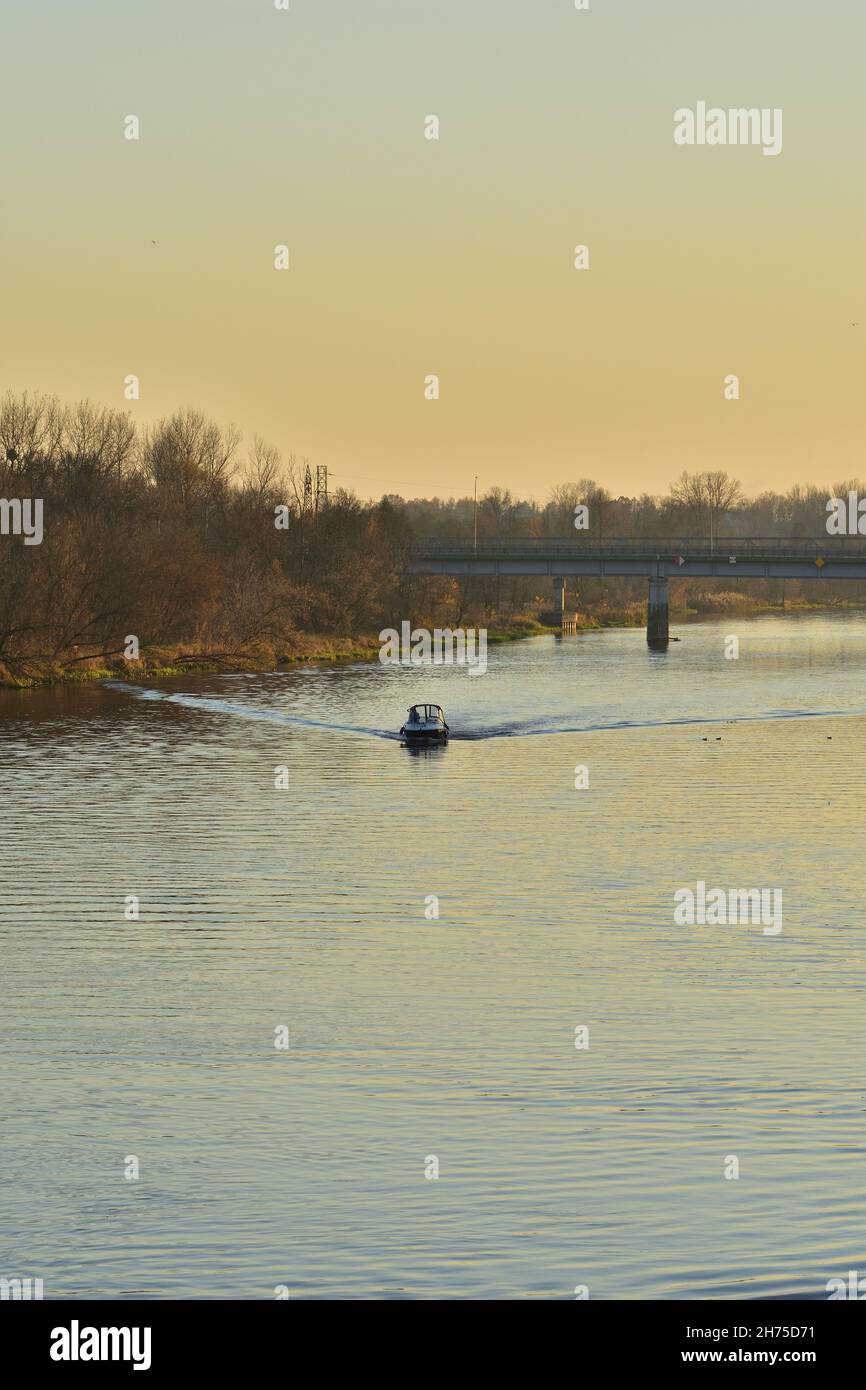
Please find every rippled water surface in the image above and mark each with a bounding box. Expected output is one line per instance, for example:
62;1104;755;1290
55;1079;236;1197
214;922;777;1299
2;612;866;1299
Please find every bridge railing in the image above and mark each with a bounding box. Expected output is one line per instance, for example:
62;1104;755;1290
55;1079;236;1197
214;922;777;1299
411;536;866;557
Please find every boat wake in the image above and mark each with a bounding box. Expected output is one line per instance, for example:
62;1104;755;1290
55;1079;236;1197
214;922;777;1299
462;706;861;739
102;682;401;739
103;681;864;742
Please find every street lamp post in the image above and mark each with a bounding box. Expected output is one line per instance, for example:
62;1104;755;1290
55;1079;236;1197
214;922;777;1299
473;475;478;553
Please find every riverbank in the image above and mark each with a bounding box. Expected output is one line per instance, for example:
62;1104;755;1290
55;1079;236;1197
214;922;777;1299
0;636;377;690
0;620;560;689
3;601;865;689
564;592;866;632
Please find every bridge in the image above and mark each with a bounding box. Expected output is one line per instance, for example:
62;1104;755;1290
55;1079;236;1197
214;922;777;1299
408;537;866;649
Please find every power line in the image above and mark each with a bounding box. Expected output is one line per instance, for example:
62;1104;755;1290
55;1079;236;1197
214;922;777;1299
327;471;412;487
329;470;482;493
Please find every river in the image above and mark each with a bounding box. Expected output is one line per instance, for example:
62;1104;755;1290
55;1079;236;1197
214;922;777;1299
2;612;865;1298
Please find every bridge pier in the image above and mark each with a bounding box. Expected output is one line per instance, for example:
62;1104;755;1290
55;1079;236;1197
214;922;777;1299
647;577;669;650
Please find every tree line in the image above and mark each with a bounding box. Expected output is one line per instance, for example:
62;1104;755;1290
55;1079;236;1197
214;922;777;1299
0;390;862;672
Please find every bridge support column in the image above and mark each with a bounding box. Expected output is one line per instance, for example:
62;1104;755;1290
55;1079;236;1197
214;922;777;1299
647;577;669;650
553;575;565;620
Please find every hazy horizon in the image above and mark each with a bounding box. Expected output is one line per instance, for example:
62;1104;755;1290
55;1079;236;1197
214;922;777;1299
1;0;863;499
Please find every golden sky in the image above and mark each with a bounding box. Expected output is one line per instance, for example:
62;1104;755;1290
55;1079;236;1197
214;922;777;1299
1;0;863;499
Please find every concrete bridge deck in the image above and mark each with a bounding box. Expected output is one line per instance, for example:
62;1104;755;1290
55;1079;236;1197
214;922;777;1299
407;538;866;649
408;537;866;581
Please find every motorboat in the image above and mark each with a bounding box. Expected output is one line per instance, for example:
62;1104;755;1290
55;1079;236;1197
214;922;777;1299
400;703;449;744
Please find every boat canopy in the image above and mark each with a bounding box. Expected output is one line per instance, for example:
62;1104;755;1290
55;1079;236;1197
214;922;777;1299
408;704;445;721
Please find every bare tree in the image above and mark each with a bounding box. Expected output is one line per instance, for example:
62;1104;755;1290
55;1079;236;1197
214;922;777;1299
142;408;239;515
0;390;65;480
546;479;611;536
245;435;282;497
669;470;743;544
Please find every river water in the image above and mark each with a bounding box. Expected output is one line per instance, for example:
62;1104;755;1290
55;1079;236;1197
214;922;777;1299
2;612;865;1299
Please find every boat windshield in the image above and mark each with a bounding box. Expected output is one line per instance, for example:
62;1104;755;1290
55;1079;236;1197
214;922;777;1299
409;705;443;722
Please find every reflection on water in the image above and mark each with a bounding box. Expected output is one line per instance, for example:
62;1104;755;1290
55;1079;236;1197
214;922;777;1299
2;613;866;1299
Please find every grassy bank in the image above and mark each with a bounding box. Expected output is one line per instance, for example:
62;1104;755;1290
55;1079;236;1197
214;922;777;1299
0;635;380;690
3;600;866;690
0;623;555;689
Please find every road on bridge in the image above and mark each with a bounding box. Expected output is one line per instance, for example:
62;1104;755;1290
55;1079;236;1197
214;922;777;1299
408;537;866;581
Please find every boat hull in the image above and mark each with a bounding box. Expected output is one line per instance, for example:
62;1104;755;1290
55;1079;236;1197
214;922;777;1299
400;704;449;744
